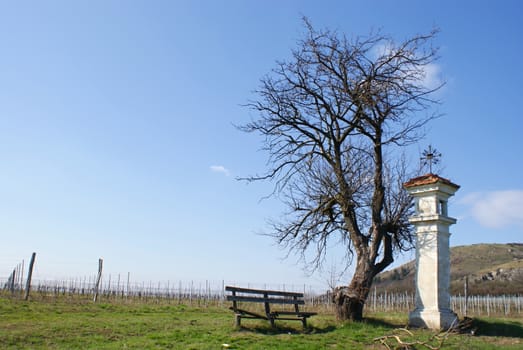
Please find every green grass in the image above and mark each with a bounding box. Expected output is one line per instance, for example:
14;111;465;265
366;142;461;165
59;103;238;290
1;297;522;349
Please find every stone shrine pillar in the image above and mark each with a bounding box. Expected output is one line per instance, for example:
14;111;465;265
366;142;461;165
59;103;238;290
404;174;460;330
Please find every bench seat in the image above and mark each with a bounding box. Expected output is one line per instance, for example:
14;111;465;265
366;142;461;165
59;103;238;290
225;286;317;328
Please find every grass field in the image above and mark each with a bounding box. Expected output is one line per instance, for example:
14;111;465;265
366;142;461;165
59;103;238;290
1;296;522;349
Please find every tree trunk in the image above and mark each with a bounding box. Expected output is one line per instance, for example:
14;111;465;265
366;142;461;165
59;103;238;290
332;261;374;321
332;286;366;321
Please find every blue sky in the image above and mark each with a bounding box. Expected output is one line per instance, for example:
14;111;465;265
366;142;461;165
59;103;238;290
1;0;522;291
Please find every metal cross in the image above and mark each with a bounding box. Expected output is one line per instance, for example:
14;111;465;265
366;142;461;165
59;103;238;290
421;145;442;174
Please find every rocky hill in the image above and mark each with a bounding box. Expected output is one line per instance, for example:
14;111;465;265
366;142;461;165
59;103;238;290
373;243;523;295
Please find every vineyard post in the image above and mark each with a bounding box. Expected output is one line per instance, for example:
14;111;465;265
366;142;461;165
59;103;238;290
8;269;15;293
20;260;25;293
464;276;468;317
126;272;130;299
107;274;112;299
16;263;22;292
117;274;121;298
373;287;377;311
93;258;103;302
23;252;36;301
190;280;193;306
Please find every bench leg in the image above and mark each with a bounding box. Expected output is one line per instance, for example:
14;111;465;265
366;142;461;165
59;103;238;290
269;317;275;328
301;318;307;328
235;314;241;327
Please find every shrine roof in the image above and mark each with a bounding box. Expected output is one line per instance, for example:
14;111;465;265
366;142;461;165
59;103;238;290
403;174;460;189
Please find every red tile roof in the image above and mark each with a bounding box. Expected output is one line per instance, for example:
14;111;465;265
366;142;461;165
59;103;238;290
403;174;460;189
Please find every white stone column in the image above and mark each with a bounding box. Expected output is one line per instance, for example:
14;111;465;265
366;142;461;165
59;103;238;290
404;174;459;330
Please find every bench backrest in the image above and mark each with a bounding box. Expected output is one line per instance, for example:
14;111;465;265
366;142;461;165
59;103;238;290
225;286;305;305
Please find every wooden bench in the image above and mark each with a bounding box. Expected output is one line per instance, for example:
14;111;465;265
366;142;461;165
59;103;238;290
225;286;317;328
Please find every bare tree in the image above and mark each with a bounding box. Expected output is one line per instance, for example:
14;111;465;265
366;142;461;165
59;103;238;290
240;19;443;321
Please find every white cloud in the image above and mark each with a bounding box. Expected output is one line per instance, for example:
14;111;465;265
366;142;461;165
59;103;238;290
460;190;523;229
372;42;394;59
421;63;443;90
371;43;443;91
210;165;230;177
